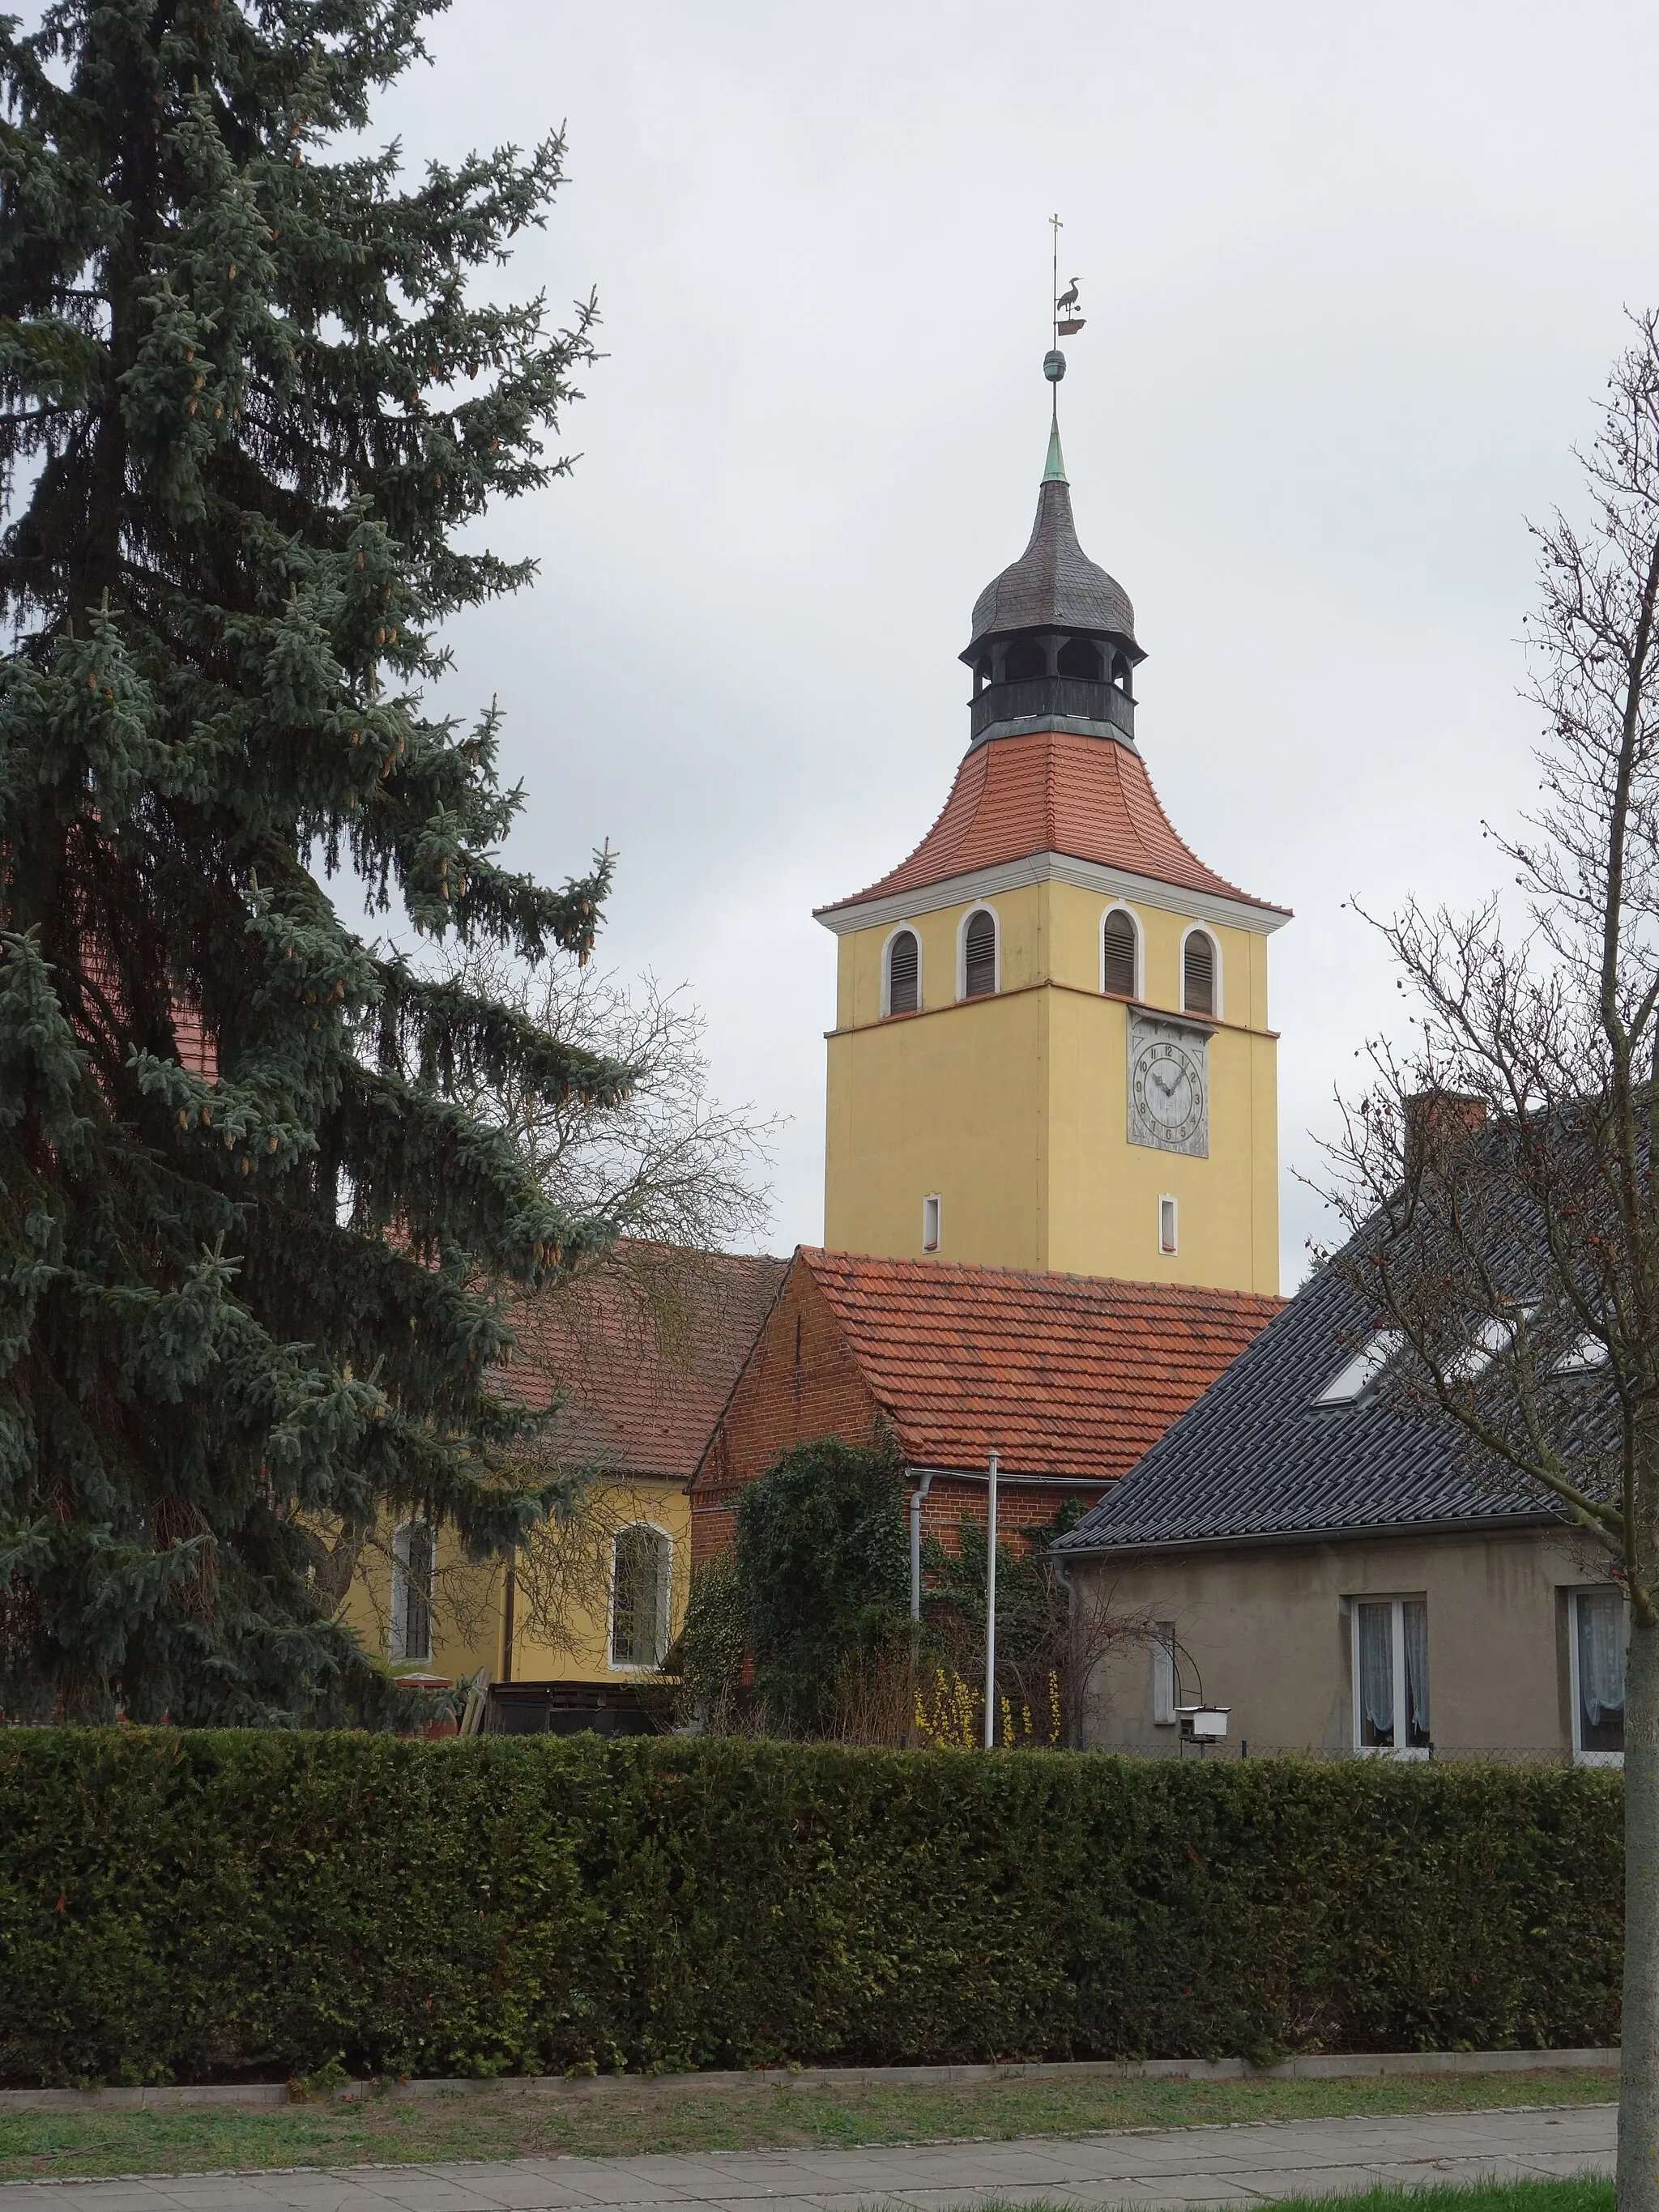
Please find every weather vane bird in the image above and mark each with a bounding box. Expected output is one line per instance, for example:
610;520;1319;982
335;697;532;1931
1047;218;1087;347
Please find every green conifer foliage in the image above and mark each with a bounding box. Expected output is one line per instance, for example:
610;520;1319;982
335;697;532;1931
0;0;630;1722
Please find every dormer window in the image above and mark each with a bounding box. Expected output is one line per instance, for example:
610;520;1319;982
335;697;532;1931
962;908;997;998
1183;928;1218;1017
1102;907;1137;998
885;927;919;1016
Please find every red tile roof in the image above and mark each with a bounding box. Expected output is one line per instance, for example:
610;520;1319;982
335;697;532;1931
817;731;1287;916
504;1244;788;1479
796;1248;1281;1481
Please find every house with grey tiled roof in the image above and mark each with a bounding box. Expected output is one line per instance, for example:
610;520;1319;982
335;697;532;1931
1053;1224;1625;1764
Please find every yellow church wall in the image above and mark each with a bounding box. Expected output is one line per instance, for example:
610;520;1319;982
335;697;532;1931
823;872;1279;1292
338;1475;692;1690
825;981;1049;1268
508;1477;692;1685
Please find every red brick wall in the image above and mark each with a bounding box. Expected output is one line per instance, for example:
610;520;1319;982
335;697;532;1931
690;1260;885;1566
690;1259;1110;1568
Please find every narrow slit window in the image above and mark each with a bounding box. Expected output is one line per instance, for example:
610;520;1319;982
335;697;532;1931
963;910;997;998
1158;1195;1178;1255
886;928;919;1016
1102;910;1137;997
1183;931;1216;1017
922;1192;941;1253
390;1519;433;1664
1153;1622;1177;1725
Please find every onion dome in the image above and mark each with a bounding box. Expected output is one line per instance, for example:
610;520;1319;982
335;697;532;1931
961;404;1145;752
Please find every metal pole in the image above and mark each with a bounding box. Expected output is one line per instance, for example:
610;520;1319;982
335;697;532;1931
908;1468;935;1749
983;1449;999;1749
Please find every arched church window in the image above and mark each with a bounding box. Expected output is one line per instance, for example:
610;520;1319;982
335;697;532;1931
390;1518;433;1664
610;1524;671;1669
1183;929;1218;1018
962;909;997;999
885;928;919;1016
1003;635;1046;683
1102;909;1138;998
1057;635;1101;680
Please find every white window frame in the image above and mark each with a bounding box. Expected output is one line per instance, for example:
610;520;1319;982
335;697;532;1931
1179;923;1222;1020
1313;1331;1405;1406
956;902;1000;1000
1152;1622;1177;1725
390;1517;434;1664
1350;1594;1430;1759
922;1191;941;1253
1158;1193;1178;1255
1099;901;1143;999
881;923;923;1019
608;1520;673;1673
1568;1584;1626;1767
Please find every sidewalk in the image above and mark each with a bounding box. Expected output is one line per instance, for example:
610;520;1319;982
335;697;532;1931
0;2104;1617;2212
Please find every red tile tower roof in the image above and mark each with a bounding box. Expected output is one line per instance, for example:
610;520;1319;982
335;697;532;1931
504;1243;788;1479
794;1248;1280;1481
818;729;1286;918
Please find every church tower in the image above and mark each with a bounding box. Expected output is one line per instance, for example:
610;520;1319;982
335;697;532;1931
817;360;1288;1295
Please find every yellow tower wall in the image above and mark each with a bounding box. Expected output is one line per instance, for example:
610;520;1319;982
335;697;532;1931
823;873;1281;1294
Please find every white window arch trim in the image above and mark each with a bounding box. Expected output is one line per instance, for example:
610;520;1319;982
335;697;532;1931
390;1516;434;1665
1099;901;1143;999
1179;923;1223;1020
881;923;923;1018
956;901;1001;1000
608;1519;674;1673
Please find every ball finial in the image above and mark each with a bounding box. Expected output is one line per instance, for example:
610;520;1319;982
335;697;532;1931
1043;348;1067;384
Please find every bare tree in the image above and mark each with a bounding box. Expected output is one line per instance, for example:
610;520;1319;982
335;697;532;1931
1322;312;1659;2208
328;948;781;1666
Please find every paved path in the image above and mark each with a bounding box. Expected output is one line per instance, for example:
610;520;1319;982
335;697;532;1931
0;2105;1617;2212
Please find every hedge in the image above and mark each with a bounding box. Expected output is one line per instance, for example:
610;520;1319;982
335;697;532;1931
0;1729;1623;2087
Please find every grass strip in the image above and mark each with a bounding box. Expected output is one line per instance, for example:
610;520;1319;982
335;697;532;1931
0;2068;1618;2181
957;2189;1611;2212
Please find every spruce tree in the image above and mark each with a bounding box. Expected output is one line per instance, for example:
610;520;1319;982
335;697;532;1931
0;0;629;1723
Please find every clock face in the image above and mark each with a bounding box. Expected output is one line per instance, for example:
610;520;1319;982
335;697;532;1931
1128;1016;1209;1157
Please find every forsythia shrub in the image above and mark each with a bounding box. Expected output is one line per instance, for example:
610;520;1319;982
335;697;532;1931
0;1728;1621;2086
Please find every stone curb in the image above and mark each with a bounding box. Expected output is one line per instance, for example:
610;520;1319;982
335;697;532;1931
0;2047;1619;2113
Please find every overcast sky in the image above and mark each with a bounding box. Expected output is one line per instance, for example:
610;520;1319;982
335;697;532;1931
369;1;1659;1285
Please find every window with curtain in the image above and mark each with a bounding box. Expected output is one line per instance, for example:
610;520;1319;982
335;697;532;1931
962;910;996;998
611;1524;670;1669
886;928;919;1015
390;1519;433;1664
1102;910;1137;997
1574;1587;1625;1758
1183;930;1217;1016
1353;1596;1430;1754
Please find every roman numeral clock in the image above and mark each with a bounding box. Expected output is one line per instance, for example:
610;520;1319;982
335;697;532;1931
1127;1012;1209;1158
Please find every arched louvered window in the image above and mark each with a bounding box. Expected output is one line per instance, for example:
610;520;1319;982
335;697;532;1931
962;909;997;999
1102;909;1137;998
390;1519;433;1664
1183;929;1217;1017
610;1524;671;1669
886;928;919;1016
